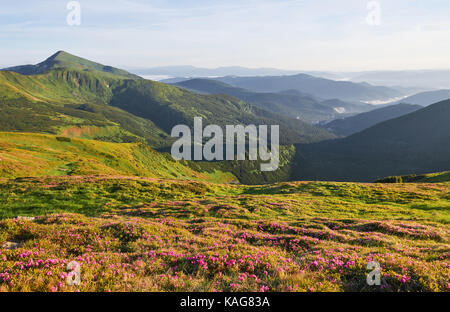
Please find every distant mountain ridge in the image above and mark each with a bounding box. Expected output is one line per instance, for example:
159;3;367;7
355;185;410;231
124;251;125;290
290;70;450;90
350;70;450;89
392;90;450;106
174;78;375;123
134;65;300;77
211;74;404;102
322;103;422;136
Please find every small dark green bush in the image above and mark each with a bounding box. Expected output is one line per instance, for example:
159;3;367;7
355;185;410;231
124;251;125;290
56;136;72;142
376;176;403;183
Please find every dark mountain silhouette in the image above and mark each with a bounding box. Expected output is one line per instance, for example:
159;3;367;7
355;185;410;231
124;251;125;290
292;100;450;181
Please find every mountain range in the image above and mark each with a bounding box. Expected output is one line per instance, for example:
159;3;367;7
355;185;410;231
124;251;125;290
162;74;406;103
173;78;374;123
0;51;335;184
0;51;332;147
210;75;404;103
136;67;450;90
1;51;449;184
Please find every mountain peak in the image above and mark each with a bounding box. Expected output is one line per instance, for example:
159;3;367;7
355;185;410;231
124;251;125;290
41;50;84;66
52;50;69;56
47;50;72;60
3;51;140;79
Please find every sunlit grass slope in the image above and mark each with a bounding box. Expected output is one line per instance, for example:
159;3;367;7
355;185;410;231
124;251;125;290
0;132;235;183
404;172;450;183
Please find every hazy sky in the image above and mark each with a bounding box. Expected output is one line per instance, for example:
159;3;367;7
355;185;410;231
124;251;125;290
1;0;450;71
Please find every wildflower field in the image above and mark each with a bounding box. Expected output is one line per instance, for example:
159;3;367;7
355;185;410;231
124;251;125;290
0;176;449;292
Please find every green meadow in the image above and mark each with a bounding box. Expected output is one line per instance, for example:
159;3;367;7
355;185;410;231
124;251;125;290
0;175;448;292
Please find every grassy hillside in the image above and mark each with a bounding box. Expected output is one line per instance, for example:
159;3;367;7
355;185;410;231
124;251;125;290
377;171;450;183
0;130;298;185
0;131;297;185
0;69;169;147
0;176;448;291
292;100;450;182
0;132;235;183
0;69;115;104
405;171;450;182
322;103;422;137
